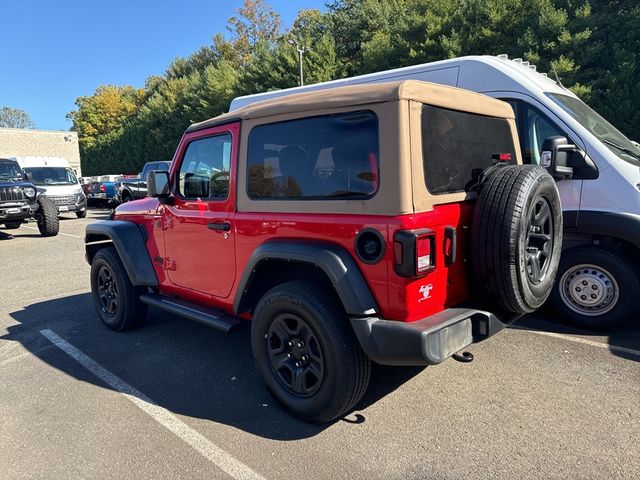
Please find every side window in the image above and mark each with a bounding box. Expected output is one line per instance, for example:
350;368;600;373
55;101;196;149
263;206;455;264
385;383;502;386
506;100;567;165
247;111;379;200
177;133;232;199
421;105;516;195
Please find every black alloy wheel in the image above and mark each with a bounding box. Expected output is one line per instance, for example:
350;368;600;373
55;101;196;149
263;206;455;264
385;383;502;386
97;265;119;318
90;246;147;331
266;313;325;397
251;280;371;423
525;197;554;285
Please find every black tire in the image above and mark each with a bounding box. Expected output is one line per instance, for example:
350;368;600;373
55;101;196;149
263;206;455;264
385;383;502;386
76;209;87;218
251;280;371;423
550;247;640;330
35;197;59;237
3;221;22;230
90;246;147;331
121;191;132;203
472;165;562;314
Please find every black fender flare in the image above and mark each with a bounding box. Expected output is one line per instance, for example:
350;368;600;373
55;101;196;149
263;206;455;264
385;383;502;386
85;220;158;287
233;240;379;317
577;211;640;249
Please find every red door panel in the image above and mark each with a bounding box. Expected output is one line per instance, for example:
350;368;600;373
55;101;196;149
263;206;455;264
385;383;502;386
161;123;239;299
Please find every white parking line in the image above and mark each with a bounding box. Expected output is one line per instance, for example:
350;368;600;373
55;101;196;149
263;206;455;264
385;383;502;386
23;225;82;238
39;329;266;480
525;329;640;358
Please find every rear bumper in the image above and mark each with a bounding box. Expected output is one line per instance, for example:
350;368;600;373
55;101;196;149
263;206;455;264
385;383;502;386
350;308;519;366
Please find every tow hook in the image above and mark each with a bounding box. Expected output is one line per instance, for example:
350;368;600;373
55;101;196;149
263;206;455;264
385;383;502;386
452;351;474;363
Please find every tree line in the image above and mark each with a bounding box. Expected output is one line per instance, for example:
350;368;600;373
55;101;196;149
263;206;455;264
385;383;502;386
68;0;640;176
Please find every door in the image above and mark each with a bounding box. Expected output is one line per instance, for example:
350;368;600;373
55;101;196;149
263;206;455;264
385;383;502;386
504;98;583;215
162;123;238;298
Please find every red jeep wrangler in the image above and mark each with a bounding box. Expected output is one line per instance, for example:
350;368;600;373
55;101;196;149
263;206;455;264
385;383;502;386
85;81;562;423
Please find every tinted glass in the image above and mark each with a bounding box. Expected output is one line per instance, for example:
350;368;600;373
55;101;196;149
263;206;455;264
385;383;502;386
0;161;23;180
521;103;565;165
24;167;77;185
177;134;232;199
247;111;379;199
422;105;516;194
548;93;640;167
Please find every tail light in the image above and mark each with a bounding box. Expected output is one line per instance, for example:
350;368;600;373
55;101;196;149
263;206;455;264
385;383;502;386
100;184;106;192
394;229;436;277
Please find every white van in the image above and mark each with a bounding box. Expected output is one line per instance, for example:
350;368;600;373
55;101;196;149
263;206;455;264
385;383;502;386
14;157;88;218
230;55;640;330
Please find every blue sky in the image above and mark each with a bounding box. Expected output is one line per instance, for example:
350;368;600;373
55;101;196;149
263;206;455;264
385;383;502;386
0;0;327;131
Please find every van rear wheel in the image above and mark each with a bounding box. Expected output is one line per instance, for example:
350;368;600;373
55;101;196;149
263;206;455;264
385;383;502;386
472;165;563;314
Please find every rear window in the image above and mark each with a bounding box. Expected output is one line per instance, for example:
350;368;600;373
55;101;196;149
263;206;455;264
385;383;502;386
422;105;516;195
247;111;379;200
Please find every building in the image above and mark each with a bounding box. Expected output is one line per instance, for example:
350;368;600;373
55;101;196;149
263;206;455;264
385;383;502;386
0;127;81;176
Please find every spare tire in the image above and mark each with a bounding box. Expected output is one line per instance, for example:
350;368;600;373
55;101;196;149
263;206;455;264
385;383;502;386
472;165;562;314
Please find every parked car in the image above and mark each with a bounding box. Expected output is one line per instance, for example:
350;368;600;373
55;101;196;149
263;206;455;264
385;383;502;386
117;161;171;203
15;156;87;218
79;177;93;196
85;81;563;422
231;54;640;331
0;158;58;236
88;175;121;207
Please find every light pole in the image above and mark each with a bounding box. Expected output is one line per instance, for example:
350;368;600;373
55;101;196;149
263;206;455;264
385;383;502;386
288;39;310;87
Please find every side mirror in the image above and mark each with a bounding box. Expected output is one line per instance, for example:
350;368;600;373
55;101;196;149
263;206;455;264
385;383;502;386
24;172;33;181
540;136;580;180
147;171;171;199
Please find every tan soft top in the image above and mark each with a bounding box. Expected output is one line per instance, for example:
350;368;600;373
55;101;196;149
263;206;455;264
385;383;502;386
188;80;514;132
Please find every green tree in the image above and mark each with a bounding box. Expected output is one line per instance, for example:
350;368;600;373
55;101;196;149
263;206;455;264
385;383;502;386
67;85;145;149
226;0;282;65
0;107;35;129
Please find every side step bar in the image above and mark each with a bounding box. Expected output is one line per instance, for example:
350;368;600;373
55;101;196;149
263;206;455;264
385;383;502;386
140;293;245;333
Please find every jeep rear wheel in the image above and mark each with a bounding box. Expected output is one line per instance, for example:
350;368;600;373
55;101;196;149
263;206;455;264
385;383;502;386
90;246;147;331
35;196;59;237
251;281;371;423
472;165;562;314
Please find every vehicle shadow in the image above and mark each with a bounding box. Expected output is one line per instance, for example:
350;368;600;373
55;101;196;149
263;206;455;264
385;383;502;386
512;311;640;362
0;230;42;240
3;293;423;440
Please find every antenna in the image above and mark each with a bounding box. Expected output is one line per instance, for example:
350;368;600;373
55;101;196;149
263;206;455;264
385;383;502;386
551;65;567;90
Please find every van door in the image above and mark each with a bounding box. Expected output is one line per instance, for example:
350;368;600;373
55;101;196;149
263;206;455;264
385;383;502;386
501;97;583;222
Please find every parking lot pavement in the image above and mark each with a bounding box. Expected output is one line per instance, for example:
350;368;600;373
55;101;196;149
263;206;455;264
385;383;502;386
1;209;639;480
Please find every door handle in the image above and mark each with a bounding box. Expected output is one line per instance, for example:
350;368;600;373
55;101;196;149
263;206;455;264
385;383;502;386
207;221;231;232
444;226;457;265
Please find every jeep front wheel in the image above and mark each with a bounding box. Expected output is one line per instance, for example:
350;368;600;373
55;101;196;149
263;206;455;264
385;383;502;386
90;246;147;331
251;280;371;423
35;196;59;237
550;247;640;330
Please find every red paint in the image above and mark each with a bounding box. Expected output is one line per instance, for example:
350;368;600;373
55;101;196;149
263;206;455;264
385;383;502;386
113;122;475;324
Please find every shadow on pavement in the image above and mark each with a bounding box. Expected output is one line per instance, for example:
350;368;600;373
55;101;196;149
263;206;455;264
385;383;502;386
4;293;422;440
0;230;42;240
512;311;640;362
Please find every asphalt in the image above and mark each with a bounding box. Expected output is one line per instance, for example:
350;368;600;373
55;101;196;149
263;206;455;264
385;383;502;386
1;209;638;480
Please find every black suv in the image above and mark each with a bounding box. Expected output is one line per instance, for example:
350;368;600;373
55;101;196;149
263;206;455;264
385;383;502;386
0;159;59;236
